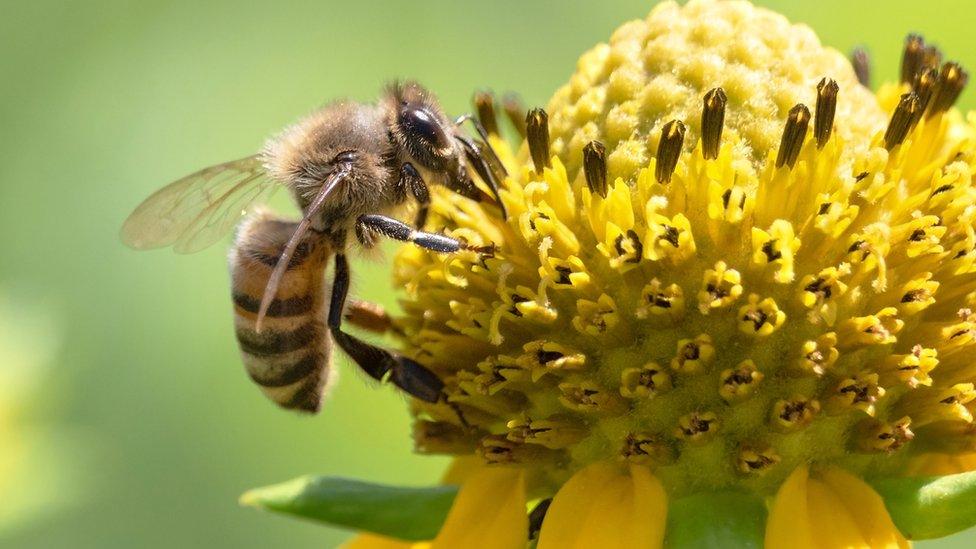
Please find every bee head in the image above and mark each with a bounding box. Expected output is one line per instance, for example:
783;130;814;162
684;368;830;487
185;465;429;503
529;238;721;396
386;81;460;173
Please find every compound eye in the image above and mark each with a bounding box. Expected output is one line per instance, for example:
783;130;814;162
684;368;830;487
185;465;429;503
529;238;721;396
400;107;451;151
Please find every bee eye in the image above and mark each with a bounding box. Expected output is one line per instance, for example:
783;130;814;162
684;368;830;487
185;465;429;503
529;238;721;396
335;150;358;164
400;107;451;151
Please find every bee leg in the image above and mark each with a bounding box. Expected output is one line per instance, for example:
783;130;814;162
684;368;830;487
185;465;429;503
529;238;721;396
400;162;430;228
328;253;444;402
455;114;508;179
455;133;507;220
355;214;495;255
344;298;402;336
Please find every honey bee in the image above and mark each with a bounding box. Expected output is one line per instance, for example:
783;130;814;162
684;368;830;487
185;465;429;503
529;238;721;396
122;81;505;412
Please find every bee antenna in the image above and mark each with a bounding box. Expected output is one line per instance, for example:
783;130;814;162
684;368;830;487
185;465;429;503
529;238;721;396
255;167;349;332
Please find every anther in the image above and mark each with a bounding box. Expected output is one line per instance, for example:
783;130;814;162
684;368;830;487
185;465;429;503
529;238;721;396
912;67;939;113
655;119;686;183
701;87;727;160
583;140;608;197
675;411;718;442
927;62;969;117
477;434;556;465
829;373;885;416
855;417;914;453
506;416;583;449
671;334;714;374
503;93;528;138
776;104;810;169
719;360;764;401
771;397;820;430
473;91;500;136
814;78;839;148
620;363;671;398
901;34;928;83
737;444;781;474
622;432;674;464
558;381;617;413
884;93;922;151
851;47;871;88
526;108;551;172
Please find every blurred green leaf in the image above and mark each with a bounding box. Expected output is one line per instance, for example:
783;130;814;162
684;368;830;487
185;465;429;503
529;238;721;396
240;476;457;541
872;471;976;540
665;491;766;549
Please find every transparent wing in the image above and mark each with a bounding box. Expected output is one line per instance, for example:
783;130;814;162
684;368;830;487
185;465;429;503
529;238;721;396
120;155;279;254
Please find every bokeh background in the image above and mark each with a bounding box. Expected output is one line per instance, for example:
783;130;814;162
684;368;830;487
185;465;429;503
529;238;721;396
1;0;974;546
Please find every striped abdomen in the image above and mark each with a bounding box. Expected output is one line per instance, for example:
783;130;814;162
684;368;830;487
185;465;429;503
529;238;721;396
229;211;331;413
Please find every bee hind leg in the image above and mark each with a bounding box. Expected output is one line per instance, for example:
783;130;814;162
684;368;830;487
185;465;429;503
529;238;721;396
344;298;401;336
328;253;443;402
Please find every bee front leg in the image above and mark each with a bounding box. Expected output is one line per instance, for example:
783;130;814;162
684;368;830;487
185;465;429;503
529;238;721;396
355;214;495;255
399;163;430;228
328;253;443;402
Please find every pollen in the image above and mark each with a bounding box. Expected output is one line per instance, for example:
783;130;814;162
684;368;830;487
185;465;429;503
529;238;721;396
393;0;976;503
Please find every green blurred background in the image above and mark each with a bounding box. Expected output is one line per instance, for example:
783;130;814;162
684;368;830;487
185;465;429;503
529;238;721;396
1;0;974;546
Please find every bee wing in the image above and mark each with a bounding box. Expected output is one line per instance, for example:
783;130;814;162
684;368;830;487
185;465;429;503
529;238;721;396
120;155;279;254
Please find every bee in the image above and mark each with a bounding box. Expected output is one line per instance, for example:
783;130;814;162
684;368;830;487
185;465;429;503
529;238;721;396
121;81;505;413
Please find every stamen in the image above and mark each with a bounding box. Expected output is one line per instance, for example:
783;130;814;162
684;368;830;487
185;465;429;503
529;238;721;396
796;333;839;376
851;47;871;88
776;104;810;169
737;295;785;336
814;78;838;148
737;444;781;474
698;261;743;312
856;417;914;453
719;360;764;401
927;62;969;117
701;87;727;160
771;397;820;431
583;140;608;197
671;334;715;374
526;108;551;172
828;373;885;416
558;380;618;413
502;93;528;138
473;91;500;136
506;416;584;449
478;435;526;464
622;432;674;464
636;279;684;318
655;119;686;183
912;66;939;113
675;411;719;442
620;363;671;398
901;34;928;83
884;92;921;151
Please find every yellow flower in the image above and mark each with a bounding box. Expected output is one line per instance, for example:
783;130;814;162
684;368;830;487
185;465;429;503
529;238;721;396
357;0;976;546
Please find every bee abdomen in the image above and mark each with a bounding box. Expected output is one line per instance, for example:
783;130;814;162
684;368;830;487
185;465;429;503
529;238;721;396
230;210;332;413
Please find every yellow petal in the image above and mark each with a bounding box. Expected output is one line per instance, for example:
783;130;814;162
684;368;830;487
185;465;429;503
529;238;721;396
538;462;666;549
430;466;526;549
766;465;818;549
904;452;976;476
766;465;909;549
819;468;909;549
341;533;429;549
805;480;868;547
440;455;483;485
